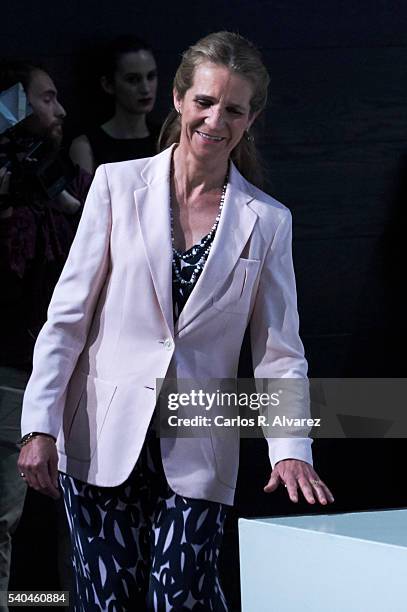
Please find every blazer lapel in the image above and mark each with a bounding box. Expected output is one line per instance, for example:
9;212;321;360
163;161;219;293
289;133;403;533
134;147;174;336
175;163;258;335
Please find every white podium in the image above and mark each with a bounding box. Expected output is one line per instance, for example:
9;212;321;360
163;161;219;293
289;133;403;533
239;509;407;612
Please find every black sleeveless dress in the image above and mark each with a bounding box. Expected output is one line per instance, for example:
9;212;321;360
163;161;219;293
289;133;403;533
85;123;160;167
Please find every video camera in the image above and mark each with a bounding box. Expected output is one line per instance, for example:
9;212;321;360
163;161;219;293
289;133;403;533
0;82;75;210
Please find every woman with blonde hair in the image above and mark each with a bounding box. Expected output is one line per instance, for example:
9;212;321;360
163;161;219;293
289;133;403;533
19;31;333;611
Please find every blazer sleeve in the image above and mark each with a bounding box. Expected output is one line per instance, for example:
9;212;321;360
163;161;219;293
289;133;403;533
249;208;313;468
21;165;112;438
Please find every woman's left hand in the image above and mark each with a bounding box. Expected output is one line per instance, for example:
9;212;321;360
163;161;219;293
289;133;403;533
264;459;334;505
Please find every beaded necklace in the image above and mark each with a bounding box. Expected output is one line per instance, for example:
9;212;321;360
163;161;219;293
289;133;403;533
170;173;228;287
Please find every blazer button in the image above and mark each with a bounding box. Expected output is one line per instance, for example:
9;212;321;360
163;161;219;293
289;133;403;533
163;338;173;350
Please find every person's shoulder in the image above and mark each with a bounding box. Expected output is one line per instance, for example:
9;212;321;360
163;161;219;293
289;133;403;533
71;127;107;153
251;184;289;213
236;170;291;223
100;149;168;187
69;134;92;157
71;133;91;146
69;134;95;174
102;152;156;173
97;157;145;188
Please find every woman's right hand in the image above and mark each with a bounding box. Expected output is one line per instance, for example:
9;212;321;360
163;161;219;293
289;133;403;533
17;435;60;499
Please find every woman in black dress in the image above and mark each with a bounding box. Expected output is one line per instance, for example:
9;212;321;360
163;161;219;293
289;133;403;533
70;35;159;173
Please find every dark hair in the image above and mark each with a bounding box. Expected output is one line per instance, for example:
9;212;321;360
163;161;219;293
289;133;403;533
100;35;154;82
158;31;270;188
0;60;43;94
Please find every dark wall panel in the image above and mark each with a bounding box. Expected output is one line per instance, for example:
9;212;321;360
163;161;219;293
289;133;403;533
3;1;407;53
265;142;402;236
263;47;407;145
295;236;386;333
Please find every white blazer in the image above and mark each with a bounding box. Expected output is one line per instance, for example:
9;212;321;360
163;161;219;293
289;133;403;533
22;145;312;505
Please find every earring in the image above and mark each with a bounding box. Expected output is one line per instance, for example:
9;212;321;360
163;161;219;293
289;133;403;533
244;129;254;143
177;108;182;116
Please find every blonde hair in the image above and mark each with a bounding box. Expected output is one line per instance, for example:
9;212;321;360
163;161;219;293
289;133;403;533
158;31;270;188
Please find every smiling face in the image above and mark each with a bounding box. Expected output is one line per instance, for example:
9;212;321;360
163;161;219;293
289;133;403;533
174;61;257;166
102;50;158;115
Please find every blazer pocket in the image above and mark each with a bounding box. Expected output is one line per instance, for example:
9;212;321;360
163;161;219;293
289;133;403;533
62;373;117;461
212;257;260;315
210;428;240;488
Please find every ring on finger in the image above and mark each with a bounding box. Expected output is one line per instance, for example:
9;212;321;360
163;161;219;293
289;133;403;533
310;479;322;486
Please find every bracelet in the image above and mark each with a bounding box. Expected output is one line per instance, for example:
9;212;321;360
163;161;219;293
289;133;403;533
20;432;56;447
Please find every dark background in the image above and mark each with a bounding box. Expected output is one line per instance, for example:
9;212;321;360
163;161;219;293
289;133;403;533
2;1;407;610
